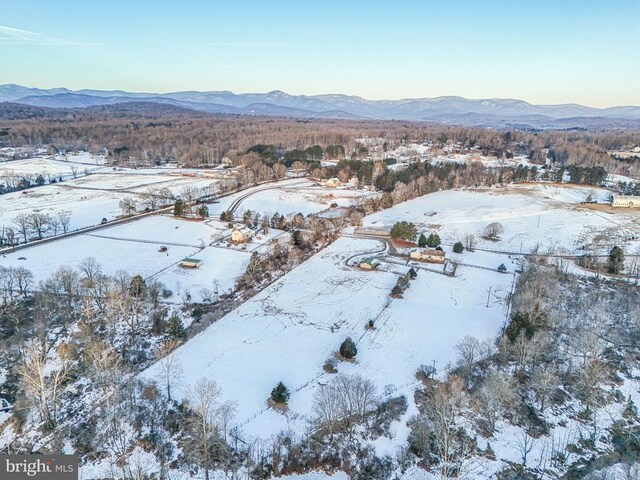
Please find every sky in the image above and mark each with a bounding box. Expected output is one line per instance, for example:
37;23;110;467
0;0;638;107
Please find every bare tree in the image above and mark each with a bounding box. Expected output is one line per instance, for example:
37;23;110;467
84;341;122;395
516;430;536;466
455;335;483;378
52;266;81;311
5;227;15;246
157;353;183;402
180;186;199;208
464;233;477;251
12;266;33;297
18;339;68;429
475;370;518;434
184;378;235;480
140;187;161;210
57;210;72;233
422;375;476;478
529;368;559;413
483;222;504;241
119;198;137;216
27;212;52;239
13;213;31;243
312;373;377;435
78;257;102;287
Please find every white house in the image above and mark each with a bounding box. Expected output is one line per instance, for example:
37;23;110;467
409;249;446;264
611;194;640;208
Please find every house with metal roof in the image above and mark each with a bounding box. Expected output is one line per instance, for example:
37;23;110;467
358;257;380;270
180;258;202;268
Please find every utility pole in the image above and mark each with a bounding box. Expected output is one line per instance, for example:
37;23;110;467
486;286;492;308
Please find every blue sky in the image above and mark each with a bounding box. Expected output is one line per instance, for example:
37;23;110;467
1;0;638;106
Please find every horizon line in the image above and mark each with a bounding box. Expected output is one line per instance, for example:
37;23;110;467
1;83;638;110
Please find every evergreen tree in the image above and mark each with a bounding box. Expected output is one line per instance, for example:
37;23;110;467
426;233;441;248
340;337;358;359
623;397;638;422
220;210;234;223
196;204;209;219
130;274;146;297
608;246;625;274
453;241;464;253
173;199;185;217
166;314;186;340
270;212;281;228
270;381;290;404
243;209;253;226
292;230;304;247
390;221;417;242
418;233;427;247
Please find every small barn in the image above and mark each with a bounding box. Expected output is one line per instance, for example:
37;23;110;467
180;258;202;268
410;249;446;264
358;257;380;270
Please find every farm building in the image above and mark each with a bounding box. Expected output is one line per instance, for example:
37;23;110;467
230;228;250;243
354;228;391;237
611;194;640;208
180;258;202;268
358;257;380;270
324;177;342;188
410;249;446;264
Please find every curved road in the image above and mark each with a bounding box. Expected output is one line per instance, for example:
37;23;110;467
224;179;310;214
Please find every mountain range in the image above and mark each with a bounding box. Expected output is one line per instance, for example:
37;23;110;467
2;84;640;129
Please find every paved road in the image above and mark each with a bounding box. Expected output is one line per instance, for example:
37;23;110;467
224;179;310;214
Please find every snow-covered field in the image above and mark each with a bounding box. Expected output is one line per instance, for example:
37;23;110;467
140;182;640;449
0;184;140;232
144;235;513;443
211;181;376;217
0;156;104;181
1;233;197;280
0;156;233;233
364;184;639;255
0;214;288;302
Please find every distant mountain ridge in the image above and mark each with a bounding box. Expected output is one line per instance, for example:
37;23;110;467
1;84;640;128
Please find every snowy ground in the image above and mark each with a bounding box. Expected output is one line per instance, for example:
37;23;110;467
0;156;233;233
143;182;638;451
0;214;287;302
1;232;197;283
211;181;376;217
0;184;141;233
0;156;105;181
364;184;640;256
144;236;513;445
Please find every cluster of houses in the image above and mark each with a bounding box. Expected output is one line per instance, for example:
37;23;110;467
357;248;446;271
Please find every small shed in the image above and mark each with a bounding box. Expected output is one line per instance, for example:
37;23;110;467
410;249;446;264
180;258;202;268
359;257;380;270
